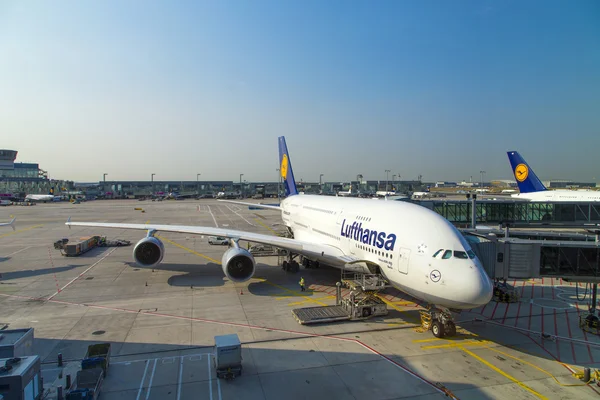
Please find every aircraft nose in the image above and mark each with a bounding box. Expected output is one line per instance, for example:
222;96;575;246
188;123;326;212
464;268;493;307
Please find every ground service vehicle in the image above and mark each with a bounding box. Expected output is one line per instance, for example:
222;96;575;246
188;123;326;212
214;334;242;380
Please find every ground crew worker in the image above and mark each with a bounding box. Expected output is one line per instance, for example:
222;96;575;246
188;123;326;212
299;277;306;292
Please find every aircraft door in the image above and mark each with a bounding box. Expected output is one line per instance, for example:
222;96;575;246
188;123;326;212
396;247;410;274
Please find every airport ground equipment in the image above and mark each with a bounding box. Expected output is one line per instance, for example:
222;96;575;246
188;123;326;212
81;343;110;377
579;283;600;336
0;355;42;400
214;334;242;380
54;236;131;256
492;278;519;303
64;343;110;399
292;272;388;325
65;368;104;400
249;244;287;257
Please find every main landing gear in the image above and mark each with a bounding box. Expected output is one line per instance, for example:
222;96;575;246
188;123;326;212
419;306;457;338
281;254;319;273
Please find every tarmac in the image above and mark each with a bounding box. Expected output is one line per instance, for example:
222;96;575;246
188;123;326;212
1;199;599;400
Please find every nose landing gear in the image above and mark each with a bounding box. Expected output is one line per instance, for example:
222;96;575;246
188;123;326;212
419;306;457;338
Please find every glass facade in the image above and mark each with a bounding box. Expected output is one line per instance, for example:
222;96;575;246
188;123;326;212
426;200;600;224
0;163;41;179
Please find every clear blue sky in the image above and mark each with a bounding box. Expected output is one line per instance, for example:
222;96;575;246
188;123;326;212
1;0;598;183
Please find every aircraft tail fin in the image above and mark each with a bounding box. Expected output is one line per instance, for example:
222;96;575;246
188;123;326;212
278;136;298;197
506;151;547;193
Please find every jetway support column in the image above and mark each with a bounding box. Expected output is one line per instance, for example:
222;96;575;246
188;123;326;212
591;283;598;315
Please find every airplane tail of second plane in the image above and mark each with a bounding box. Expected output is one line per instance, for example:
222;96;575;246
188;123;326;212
278;136;298;197
507;151;547;193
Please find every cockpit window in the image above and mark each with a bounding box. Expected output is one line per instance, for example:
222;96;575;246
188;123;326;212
432;249;443;258
467;249;476;259
454;251;468;259
442;250;452;259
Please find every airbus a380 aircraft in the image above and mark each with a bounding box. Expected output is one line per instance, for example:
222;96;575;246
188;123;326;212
66;137;493;337
508;151;600;202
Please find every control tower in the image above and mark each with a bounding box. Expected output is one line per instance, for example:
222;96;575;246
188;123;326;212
0;149;17;170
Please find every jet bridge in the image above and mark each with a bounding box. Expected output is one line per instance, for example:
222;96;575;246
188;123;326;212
468;236;600;283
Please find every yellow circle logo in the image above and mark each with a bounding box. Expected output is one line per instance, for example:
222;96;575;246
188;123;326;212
280;154;288;179
515;163;528;182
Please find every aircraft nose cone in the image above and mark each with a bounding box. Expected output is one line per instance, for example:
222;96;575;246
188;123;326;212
469;269;493;306
458;267;493;308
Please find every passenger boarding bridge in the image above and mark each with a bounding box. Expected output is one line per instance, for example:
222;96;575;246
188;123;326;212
419;198;600;226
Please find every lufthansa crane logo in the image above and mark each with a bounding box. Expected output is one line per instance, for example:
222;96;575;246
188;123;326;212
514;163;528;182
280;154;289;179
430;270;441;283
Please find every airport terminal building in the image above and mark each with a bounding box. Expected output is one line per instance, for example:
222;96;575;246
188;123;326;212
0;149;74;198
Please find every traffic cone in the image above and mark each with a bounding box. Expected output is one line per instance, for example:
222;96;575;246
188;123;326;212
240;288;244;295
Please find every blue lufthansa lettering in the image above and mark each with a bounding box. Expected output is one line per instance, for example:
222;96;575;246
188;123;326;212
340;219;397;250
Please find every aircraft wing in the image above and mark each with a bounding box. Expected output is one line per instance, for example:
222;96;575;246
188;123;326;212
0;218;16;230
217;200;280;210
65;220;347;263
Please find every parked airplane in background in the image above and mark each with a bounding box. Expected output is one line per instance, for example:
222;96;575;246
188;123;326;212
337;185;354;197
66;137;493;337
0;218;16;230
508;151;600;202
25;194;58;203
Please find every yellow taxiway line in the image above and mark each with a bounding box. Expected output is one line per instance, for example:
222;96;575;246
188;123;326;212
156;234;221;264
460;345;548;399
0;224;43;239
376;294;421;325
253;218;278;235
255;278;328;306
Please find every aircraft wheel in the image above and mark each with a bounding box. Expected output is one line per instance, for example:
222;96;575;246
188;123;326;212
302;258;309;267
445;321;456;337
432;321;445;338
291;261;300;272
282;261;289;271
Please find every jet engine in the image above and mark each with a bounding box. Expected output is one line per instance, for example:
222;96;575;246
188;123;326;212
133;236;165;267
221;247;256;282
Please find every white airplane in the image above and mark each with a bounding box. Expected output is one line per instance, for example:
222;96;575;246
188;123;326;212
507;151;600;202
25;194;56;203
337;185;353;197
66;136;493;337
0;218;16;230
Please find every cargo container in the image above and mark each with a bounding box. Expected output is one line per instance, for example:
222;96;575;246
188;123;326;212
214;334;242;379
81;343;110;377
65;369;103;400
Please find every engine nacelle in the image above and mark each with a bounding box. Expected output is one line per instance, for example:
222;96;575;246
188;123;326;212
221;247;256;283
133;236;165;267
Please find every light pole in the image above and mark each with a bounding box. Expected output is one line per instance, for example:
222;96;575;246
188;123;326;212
385;169;391;192
480;170;486;189
151;173;155;196
197;173;201;195
392;174;396;191
239;173;244;198
276;168;281;202
320;174;324;193
103;173;107;196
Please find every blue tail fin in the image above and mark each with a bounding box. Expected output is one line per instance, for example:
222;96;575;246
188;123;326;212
507;151;547;193
278;136;298;197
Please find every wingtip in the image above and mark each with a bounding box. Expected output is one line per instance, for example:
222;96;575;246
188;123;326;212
10;217;16;231
66;216;71;229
